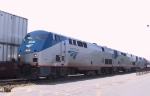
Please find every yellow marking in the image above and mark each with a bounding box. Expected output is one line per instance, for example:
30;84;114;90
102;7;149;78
110;83;118;86
54;83;98;93
26;88;32;93
6;74;139;96
52;76;138;94
38;90;43;95
5;92;14;96
5;86;36;96
100;85;110;89
5;88;18;96
96;83;101;96
40;89;72;96
124;77;137;82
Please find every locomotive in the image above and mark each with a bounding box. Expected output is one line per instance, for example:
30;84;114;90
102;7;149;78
16;30;148;79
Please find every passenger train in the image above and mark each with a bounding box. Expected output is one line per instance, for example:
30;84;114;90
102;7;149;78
16;30;148;79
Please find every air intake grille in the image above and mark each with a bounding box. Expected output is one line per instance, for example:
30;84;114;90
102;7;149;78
33;58;38;62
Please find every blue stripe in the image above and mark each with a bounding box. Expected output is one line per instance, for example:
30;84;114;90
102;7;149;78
18;30;67;54
72;52;78;59
70;52;76;56
114;50;118;59
136;56;138;62
67;51;78;59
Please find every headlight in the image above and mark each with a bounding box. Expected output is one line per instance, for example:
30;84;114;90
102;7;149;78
34;54;37;57
25;49;31;52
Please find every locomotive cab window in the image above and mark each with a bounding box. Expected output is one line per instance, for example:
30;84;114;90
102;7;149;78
56;35;60;41
77;41;80;46
80;42;83;47
53;34;56;40
124;53;126;56
36;34;48;39
121;52;123;55
69;38;72;44
83;42;87;48
77;41;83;47
73;40;76;45
102;47;104;52
59;36;61;41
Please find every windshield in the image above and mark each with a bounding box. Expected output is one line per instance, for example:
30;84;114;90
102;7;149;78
24;34;48;40
35;34;48;39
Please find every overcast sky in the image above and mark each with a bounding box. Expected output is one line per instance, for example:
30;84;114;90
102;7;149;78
1;0;150;59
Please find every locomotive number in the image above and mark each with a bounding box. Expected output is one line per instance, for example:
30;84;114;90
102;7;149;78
70;48;79;51
28;41;35;43
0;67;6;70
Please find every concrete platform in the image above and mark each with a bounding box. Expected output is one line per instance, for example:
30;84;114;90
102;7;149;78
1;73;150;96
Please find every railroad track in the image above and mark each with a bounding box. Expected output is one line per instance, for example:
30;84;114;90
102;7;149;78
0;71;135;85
0;79;29;92
0;79;28;86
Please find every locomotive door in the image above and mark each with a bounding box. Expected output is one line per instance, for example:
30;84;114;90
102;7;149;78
60;40;66;64
112;54;114;66
0;44;3;61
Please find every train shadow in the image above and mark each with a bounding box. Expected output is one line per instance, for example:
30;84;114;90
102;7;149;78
34;72;136;86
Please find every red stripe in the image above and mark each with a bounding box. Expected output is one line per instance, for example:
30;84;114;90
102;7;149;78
37;64;135;68
18;63;135;68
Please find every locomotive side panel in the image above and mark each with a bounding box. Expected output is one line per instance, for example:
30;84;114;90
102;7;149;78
136;57;146;69
67;44;92;67
38;42;67;66
67;43;114;70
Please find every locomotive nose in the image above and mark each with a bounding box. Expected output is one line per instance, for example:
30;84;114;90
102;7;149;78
16;63;40;80
22;64;31;74
17;53;38;66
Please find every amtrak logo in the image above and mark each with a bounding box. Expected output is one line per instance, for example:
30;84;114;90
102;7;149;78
121;59;124;63
67;51;79;59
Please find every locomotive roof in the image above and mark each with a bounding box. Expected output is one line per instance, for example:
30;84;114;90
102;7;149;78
27;30;145;59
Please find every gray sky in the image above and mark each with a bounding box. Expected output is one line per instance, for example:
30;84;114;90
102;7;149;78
1;0;150;59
